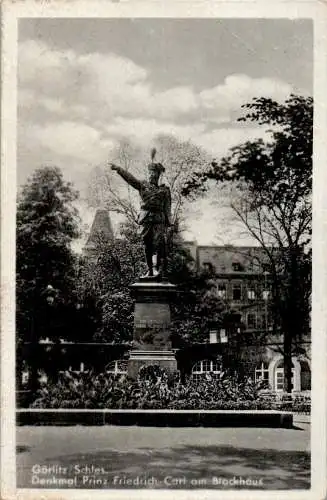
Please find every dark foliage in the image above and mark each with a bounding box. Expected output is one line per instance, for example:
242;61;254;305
16;166;80;344
30;367;310;412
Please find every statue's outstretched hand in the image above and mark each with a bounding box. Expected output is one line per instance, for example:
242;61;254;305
110;163;119;171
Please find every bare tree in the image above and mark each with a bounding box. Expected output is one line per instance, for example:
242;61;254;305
86;135;210;231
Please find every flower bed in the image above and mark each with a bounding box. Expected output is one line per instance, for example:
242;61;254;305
29;366;310;413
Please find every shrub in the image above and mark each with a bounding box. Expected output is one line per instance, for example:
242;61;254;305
29;369;311;411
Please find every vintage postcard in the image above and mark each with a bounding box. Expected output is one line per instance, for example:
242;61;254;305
1;1;327;499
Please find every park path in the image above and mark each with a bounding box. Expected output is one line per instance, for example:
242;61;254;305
16;416;310;490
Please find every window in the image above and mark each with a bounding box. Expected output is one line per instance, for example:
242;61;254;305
68;361;89;373
262;263;271;273
255;362;269;384
247;286;256;300
217;283;227;299
192;359;222;382
232;283;242;301
300;360;311;391
209;330;218;343
267;312;273;329
232;262;242;271
275;368;295;391
21;370;29;385
274;361;295;392
105;360;128;375
247;313;257;329
209;329;228;344
258;314;267;330
203;262;213;273
219;329;228;343
262;290;270;300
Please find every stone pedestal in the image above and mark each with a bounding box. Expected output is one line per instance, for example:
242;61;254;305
127;279;177;379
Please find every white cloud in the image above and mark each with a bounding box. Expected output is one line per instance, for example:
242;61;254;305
20;40;295;128
41;97;65;114
18;38;296;208
150;86;198;118
20;117;270;180
18;39;199;122
195;126;273;158
18;39;296;133
200;74;293;112
24;121;116;163
105;117;205;145
79;51;148;85
18;40;76;94
79;66;198;121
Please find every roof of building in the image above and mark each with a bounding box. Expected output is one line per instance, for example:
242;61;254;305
197;245;272;273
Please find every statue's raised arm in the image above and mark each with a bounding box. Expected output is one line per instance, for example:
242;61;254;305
110;163;143;191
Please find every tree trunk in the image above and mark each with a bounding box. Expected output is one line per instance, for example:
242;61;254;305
283;330;293;393
29;344;39;395
283;249;300;393
28;311;40;396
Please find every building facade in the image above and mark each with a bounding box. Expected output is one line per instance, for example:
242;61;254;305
184;243;311;392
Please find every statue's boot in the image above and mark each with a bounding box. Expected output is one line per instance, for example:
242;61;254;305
154;265;168;281
153;268;161;278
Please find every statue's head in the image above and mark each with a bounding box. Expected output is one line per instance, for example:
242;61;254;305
147;148;165;185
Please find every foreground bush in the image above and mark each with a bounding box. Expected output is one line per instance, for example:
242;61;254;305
30;367;310;412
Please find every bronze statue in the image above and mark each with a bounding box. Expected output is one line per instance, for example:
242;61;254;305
110;148;172;278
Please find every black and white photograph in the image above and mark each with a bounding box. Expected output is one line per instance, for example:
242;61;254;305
1;2;327;499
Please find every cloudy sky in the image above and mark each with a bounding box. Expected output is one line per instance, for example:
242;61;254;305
18;18;313;246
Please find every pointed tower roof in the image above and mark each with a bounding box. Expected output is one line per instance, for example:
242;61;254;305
83;209;114;255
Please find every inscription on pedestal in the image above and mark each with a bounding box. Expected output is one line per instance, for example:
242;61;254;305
134;302;170;324
133;327;171;350
128;280;177;378
133;300;172;350
135;319;170;328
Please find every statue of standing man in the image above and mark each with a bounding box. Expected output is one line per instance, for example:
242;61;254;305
110;148;172;279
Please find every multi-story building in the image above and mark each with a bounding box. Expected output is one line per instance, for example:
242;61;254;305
185;243;311;392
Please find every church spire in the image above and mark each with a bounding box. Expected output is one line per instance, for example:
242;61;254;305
83;209;114;256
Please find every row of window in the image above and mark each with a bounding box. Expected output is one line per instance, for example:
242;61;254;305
64;360;128;375
63;360;286;386
209;312;271;334
28;359;269;379
203;261;271;273
21;360;128;385
217;283;270;301
192;360;296;391
230;262;271;273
